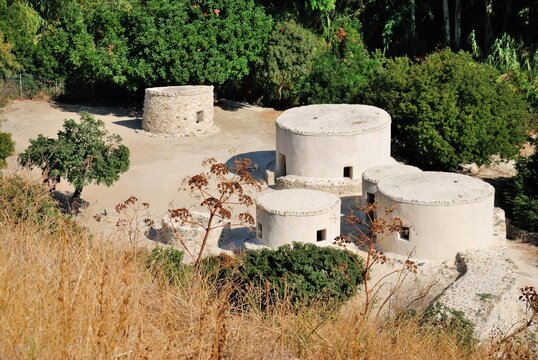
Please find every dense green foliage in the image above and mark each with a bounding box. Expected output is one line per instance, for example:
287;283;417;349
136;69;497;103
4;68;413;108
505;147;538;232
18;112;130;206
147;247;187;283
202;243;364;306
0;131;14;168
365;50;528;170
255;19;322;107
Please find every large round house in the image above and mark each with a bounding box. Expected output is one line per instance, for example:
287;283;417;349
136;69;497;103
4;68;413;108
255;189;341;248
374;172;496;260
142;85;215;136
273;104;392;195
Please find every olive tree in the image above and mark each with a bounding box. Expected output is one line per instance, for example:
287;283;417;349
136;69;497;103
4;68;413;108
19;112;130;211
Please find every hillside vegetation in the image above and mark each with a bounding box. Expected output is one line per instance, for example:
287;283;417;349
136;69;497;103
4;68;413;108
1;174;536;359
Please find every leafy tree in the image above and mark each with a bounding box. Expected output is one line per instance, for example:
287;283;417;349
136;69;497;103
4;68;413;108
0;30;20;78
19;112;130;210
302;17;381;104
255;19;323;107
365;49;528;170
0;131;14;168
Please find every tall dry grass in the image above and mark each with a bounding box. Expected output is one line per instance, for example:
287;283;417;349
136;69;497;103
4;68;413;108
0;175;500;359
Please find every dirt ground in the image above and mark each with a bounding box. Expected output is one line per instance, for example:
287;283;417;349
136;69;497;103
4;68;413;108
2;99;537;300
1;100;279;234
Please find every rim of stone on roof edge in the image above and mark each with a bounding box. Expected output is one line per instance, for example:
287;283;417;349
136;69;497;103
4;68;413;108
276;104;391;136
376;172;495;206
145;85;214;97
256;189;341;216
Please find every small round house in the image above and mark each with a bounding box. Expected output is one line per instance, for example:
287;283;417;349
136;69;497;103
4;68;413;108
375;172;496;260
255;189;341;248
274;104;392;194
361;163;422;205
142;85;215;136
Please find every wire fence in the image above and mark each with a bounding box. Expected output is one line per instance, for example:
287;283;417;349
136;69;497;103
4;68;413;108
1;73;63;102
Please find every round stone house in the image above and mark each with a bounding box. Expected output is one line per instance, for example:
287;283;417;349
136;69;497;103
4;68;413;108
274;104;392;194
361;163;422;205
375;172;495;260
255;189;341;248
142;85;215;136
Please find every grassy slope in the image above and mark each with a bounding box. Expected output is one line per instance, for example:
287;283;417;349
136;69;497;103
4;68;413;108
0;174;526;359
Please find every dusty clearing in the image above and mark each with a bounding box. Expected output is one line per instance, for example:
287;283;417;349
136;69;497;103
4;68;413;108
1;100;537;295
1;100;278;233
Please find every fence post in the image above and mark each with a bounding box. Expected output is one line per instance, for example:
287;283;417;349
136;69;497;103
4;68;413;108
19;74;23;99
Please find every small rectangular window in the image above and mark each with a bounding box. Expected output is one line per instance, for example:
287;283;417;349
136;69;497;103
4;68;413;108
196;110;204;123
366;192;375;205
399;227;410;241
317;229;327;242
257;223;263;239
343;166;353;179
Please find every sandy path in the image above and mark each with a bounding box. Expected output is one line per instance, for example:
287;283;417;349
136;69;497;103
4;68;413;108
1;100;279;233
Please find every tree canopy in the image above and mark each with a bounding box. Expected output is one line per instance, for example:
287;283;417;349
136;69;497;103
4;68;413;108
19;112;130;209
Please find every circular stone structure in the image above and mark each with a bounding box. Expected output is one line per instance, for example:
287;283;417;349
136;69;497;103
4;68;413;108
142;85;215;136
375;172;495;261
275;104;391;181
361;163;422;204
255;189;341;248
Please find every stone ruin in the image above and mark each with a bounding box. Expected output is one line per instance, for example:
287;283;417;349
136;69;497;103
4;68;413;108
142;85;217;137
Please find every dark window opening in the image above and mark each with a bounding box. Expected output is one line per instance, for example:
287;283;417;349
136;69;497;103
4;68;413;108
278;153;287;175
196;110;204;123
317;229;327;242
399;227;410;241
343;166;353;179
366;192;375;205
257;223;263;239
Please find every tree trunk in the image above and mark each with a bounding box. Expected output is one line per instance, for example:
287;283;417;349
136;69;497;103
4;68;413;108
443;0;451;46
409;0;418;55
502;0;512;33
70;187;83;214
454;0;461;50
484;0;494;53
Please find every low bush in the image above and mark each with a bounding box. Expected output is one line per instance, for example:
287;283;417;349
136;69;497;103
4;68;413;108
365;49;528;170
146;247;187;283
0;131;14;167
505;147;538;232
202;242;364;307
420;302;476;348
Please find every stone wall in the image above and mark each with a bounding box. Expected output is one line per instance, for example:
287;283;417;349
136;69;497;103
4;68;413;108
160;211;231;261
142;86;216;136
436;208;520;340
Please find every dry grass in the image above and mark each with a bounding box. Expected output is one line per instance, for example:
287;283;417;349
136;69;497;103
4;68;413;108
0;175;521;359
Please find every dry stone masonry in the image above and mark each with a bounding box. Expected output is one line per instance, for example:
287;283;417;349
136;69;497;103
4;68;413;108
142;86;216;137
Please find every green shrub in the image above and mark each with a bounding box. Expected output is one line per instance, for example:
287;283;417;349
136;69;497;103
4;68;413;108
505;148;538;232
420;302;476;348
365;49;528;170
202;242;364;307
146;247;187;283
302;18;381;104
0;131;14;168
255;19;323;107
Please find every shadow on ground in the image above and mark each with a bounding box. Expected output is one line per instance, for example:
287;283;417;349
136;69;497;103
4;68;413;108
113;118;142;130
225;150;275;180
51;102;142;119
